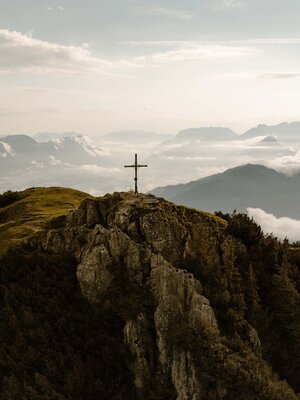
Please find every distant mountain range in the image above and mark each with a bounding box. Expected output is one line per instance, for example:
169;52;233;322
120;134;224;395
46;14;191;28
33;132;81;141
172;127;237;142
0;134;104;168
150;164;300;219
0;134;123;194
160;122;300;143
100;130;172;143
1;122;300;204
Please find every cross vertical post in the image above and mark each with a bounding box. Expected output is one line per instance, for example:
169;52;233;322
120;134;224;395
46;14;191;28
134;153;138;194
124;153;148;194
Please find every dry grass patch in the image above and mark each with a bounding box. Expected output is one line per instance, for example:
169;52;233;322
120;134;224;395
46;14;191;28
0;187;91;255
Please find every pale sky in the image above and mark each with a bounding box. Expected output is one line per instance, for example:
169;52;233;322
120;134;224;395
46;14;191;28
1;0;300;135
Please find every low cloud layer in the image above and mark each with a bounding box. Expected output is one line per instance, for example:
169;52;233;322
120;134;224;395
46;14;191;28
248;207;300;242
267;151;300;175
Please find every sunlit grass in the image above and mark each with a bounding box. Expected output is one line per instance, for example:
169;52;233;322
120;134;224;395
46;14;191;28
0;187;91;255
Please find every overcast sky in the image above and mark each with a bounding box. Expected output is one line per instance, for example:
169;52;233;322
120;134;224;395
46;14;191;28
1;0;300;135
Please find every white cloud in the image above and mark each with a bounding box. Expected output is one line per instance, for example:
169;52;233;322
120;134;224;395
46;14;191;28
137;6;194;20
0;107;60;116
123;38;300;65
267;151;300;175
217;0;245;9
0;142;15;157
246;38;300;45
48;156;71;167
123;38;300;47
122;41;185;47
135;42;258;63
0;29;137;75
46;5;64;11
79;164;122;175
248;207;300;242
164;156;216;161
257;73;300;80
72;135;103;157
31;160;45;168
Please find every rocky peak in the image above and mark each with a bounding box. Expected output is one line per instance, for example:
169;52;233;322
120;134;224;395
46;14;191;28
25;192;298;399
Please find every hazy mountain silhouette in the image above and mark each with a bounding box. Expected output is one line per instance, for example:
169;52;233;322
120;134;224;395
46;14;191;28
0;134;104;166
259;135;279;145
173;127;237;142
239;122;300;142
151;164;300;218
0;134;118;193
34;132;81;141
100;130;172;143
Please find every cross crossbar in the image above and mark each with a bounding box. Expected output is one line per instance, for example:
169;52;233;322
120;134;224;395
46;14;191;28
124;153;147;194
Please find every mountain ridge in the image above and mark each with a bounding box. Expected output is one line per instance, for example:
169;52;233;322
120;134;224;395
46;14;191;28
1;121;300;197
175;127;237;142
239;121;300;141
150;164;300;218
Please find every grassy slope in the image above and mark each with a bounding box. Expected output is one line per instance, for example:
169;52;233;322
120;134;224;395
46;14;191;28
0;187;91;255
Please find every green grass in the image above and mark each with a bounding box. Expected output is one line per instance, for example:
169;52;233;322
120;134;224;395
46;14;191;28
0;187;91;255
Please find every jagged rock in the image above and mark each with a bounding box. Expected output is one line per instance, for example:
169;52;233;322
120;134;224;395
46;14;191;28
23;192;298;400
124;313;153;392
29;193;223;397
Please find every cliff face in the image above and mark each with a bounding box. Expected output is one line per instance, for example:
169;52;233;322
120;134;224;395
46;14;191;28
24;192;299;400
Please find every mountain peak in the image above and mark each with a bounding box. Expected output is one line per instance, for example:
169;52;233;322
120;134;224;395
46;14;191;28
151;163;298;218
1;134;37;143
1;188;297;399
240;121;300;140
224;163;282;175
260;135;278;144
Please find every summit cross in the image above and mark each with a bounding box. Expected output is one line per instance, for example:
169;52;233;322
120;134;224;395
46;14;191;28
124;154;147;194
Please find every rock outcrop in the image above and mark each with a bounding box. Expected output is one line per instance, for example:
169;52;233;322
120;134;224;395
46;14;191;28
25;192;298;400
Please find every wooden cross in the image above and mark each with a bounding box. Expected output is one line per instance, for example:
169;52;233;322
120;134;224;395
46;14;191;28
124;154;147;194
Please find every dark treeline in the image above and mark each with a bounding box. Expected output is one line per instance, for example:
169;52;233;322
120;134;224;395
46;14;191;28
215;211;300;393
0;190;22;209
0;251;135;400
